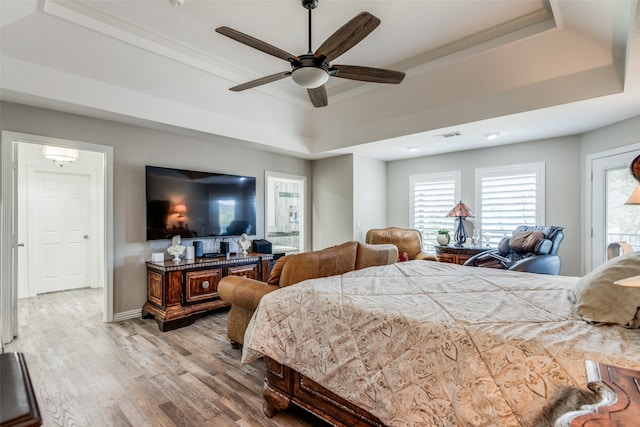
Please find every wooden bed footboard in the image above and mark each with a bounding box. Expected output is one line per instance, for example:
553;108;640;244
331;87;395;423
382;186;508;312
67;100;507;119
262;356;384;426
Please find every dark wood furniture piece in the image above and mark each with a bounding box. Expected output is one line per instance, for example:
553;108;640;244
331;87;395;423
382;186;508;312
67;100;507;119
0;352;42;427
434;245;489;265
556;360;640;427
263;357;381;426
143;252;273;331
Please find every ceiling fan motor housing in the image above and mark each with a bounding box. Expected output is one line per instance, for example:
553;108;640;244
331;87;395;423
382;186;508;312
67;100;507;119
301;0;319;10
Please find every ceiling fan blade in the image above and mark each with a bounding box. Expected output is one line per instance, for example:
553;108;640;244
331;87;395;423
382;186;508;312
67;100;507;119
307;86;328;108
216;27;297;62
314;12;380;62
332;65;405;84
230;72;291;92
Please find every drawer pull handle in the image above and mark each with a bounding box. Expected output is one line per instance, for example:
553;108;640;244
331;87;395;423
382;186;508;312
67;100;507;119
202;281;210;289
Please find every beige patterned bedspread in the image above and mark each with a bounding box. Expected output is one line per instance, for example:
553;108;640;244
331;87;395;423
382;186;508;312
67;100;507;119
241;261;640;426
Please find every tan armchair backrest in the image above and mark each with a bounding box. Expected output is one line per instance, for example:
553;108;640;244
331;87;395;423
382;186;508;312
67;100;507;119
366;227;424;260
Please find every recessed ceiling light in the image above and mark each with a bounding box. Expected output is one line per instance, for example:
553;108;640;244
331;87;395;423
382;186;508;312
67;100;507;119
407;147;418;152
484;132;501;140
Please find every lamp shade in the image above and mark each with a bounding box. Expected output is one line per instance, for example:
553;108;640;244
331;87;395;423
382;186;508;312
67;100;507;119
625;184;640;205
173;204;187;217
446;201;474;247
291;67;329;88
447;201;475;218
615;275;640;287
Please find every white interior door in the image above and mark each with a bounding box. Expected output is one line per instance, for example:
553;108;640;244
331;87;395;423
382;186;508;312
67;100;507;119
29;170;91;294
591;149;640;269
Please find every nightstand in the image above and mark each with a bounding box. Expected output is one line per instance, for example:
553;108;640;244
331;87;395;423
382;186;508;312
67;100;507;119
434;245;490;265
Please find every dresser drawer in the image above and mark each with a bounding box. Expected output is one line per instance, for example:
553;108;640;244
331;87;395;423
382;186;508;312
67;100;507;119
185;268;223;303
227;263;260;280
437;254;456;264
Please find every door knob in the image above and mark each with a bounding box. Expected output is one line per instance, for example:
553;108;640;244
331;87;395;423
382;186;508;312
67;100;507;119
83;235;89;239
17;243;25;247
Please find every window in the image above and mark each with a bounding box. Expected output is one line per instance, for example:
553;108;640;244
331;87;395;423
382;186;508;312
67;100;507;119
475;163;545;246
410;172;460;250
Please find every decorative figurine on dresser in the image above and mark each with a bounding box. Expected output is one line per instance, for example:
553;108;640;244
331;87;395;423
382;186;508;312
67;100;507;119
237;233;252;255
166;235;185;261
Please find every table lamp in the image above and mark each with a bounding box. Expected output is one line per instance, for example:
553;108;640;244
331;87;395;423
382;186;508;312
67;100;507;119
627;153;640;204
615;154;640;286
447;201;475;247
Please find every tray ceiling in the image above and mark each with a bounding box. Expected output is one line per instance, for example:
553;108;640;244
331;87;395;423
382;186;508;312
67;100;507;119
1;0;639;160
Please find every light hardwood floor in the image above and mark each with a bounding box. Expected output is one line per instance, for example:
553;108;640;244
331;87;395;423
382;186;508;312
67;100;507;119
4;288;326;426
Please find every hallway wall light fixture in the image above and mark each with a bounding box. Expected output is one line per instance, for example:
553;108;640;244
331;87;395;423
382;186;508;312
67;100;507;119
42;146;79;167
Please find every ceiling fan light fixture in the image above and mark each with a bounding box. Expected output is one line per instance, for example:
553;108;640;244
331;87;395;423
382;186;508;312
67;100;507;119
291;66;329;89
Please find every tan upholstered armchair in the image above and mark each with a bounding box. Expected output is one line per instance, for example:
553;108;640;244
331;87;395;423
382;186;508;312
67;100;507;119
218;241;398;347
366;227;438;261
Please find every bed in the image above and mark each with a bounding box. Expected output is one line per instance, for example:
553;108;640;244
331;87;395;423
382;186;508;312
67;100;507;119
241;258;640;426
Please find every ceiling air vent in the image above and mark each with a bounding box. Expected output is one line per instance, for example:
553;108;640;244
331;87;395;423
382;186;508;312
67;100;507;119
434;131;461;139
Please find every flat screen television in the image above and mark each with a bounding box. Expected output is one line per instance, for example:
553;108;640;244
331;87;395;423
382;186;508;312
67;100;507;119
145;166;256;240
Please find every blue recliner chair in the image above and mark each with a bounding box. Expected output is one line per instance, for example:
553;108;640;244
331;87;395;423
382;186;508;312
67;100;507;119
463;225;564;275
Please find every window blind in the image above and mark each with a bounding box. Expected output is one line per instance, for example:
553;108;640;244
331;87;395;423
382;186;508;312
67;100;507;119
411;173;459;250
478;167;542;246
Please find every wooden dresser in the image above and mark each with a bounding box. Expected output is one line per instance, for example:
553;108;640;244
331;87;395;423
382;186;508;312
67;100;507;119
143;252;273;331
555;360;640;426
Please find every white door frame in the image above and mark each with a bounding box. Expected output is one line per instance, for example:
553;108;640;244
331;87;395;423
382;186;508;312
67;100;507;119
0;131;114;345
584;141;640;274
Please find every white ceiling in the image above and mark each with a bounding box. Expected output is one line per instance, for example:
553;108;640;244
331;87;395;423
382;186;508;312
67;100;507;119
1;0;639;161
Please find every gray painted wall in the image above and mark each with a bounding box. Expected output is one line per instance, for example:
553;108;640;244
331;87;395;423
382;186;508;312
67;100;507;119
580;116;640;156
311;155;353;250
1;102;312;314
353;155;387;243
311;154;386;248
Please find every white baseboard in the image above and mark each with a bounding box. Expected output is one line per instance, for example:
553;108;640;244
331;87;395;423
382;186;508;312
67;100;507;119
112;308;142;322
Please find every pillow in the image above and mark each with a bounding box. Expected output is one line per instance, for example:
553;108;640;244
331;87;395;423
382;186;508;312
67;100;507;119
572;252;640;328
509;231;545;253
267;255;291;285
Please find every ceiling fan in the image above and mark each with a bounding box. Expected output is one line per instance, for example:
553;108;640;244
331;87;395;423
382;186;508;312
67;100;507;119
215;0;405;108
